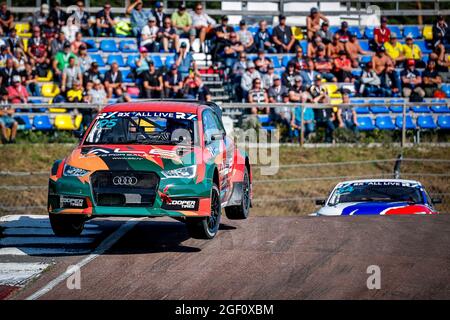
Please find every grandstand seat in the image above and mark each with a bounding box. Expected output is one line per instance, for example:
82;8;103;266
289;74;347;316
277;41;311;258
90;54;106;67
127;54;139;68
165;55;175;67
33;115;53;131
269;56;281;68
389;99;405;113
403;26;421;39
423;25;433;41
437;115;450;129
389;26;402;39
369;100;389;113
360;55;371;65
329;26;339;34
41;84;60;97
323;83;340;98
14;115;32;130
119;39;138;53
351;69;362;78
15;22;31;37
281;56;291;67
348;26;362;39
376;116;396;130
299;40;308;53
291;26;304;40
127;87;140;98
248;26;258;36
430;99;450;113
121;69;132;83
441;83;450;97
359;41;369;51
257;114;275;131
152;55;163;68
28;98;43;104
415;40;431;54
84;39;98;52
364;26;374;39
417;115;437;129
37;70;53;82
357;116;375;131
350;99;368;114
395;115;416;130
107;54;125;67
100;39;119;52
75;115;83;129
54;115;76;130
411;105;430;113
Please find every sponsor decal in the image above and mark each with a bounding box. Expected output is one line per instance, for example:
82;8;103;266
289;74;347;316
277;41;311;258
112;176;138;186
98;111;197;121
161;198;199;210
60;196;85;208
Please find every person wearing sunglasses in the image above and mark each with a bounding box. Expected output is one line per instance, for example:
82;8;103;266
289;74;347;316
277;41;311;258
96;2;116;37
191;3;216;53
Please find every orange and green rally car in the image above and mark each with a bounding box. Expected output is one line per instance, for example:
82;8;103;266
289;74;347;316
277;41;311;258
48;101;252;239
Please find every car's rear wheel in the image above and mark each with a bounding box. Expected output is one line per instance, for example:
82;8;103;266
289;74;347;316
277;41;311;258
186;184;221;239
225;167;250;220
49;214;85;236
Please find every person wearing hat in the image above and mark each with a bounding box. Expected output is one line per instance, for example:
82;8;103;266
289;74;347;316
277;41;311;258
135;46;151;76
83;62;102;91
164;64;183;98
96;2;116;37
403;36;424;68
141;16;160;52
281;62;299;89
223;32;244;67
345;32;369;68
175;41;195;79
126;0;151;38
261;64;277;88
171;3;195;48
372;46;390;76
241;61;261;101
158;17;180;53
401;59;425;99
142;60;163;98
306;7;328;40
310;74;335;143
254;20;276;53
336;21;352;43
268;73;289;103
152;2;169;29
6;75;28;104
0;2;14;36
314;45;337;82
87;78;107;104
53;42;77;79
32;3;50;27
373;16;390;49
317;21;333;45
211;15;234;59
272;14;296;53
237;20;256;53
191;3;216;53
383;32;405;66
288;75;308;103
333;50;353;82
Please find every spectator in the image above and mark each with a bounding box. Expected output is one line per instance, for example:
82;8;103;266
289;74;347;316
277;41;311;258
241;62;261;101
162;65;181;97
66;80;85;103
403;36;424;68
401;59;425;99
62;56;82;93
183;73;211;101
336;91;359;136
288;75;308;103
50;31;70;57
0;2;14;36
254;20;276;53
383;33;405;67
5;29;24;54
291;106;315;141
429;52;449;83
83;62;102;91
104;62;124;99
22;62;40;96
310;75;334;142
77;45;92;73
71;32;85;55
142;61;163;98
334;50;353;83
272;15;295;53
359;61;382;97
282;62;299;89
373;16;390;50
96;2;116;37
314;46;337;82
262;65;277;89
42;17;58;42
237;20;255;53
423;60;442;97
309;74;329;103
231;52;247;81
345;33;368;68
171;3;194;47
327;34;345;59
12;48;27;73
307;35;323;59
306;7;328;40
289;46;308;72
248;78;269;112
72;1;92;37
87;79;107;104
336;21;352;43
254;49;272;74
53;43;77;81
372;46;392;87
211;15;234;60
135;46;151;77
49;1;67;29
432;15;449;48
127;0;151;39
7;75;28;104
0;45;10;68
223;32;244;68
32;3;50;27
268;74;289;103
152;2;169;29
175;42;194;79
158;17;179;53
317;21;333;45
0;102;18;144
141;16;160;52
27;26;49;66
191;3;215;53
300;59;319;87
0;58;18;87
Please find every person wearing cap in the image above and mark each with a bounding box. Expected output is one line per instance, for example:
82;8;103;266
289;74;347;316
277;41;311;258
175;42;195;79
6;75;28;104
191;3;216;53
0;58;18;87
96;2;116;37
254;49;272;73
141;16;160;52
62;56;82;93
360;61;382;97
261;64;277;88
423;60;443;97
333;50;353;82
336;90;359;136
272;14;296;53
32;3;50;27
327;33;345;59
373;16;390;49
142;60;163;98
383;32;405;66
268;73;289;103
241;61;261;101
53;42;77;79
317;21;333;45
314;45;337;82
0;2;14;36
223;32;244;68
306;7;328;40
336;21;351;43
310;74;335;143
0;99;18;144
27;26;49;66
288;75;308;104
254;20;276;53
77;44;93;73
372;46;391;76
281;62;299;89
345;32;369;68
164;65;183;98
211;15;234;59
401;59;425;98
135;46;151;76
66;80;85;103
126;0;151;38
403;36;424;68
171;3;195;48
237;20;256;53
158;17;180;53
83;62;102;91
152;2;169;29
87;78;107;104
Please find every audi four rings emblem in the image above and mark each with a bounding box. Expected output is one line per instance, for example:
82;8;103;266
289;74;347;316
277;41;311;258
113;176;138;186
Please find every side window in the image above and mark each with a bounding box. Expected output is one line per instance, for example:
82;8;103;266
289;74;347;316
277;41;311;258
202;110;221;144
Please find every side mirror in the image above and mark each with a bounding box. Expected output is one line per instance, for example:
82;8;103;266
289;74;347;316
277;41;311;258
315;199;326;206
432;198;442;204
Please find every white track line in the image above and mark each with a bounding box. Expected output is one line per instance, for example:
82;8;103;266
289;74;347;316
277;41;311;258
0;247;91;256
25;217;145;300
0;263;50;286
0;237;96;246
1;215;98;229
2;228;102;236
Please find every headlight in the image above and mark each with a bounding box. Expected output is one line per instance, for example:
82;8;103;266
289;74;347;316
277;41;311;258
162;165;197;179
63;164;89;177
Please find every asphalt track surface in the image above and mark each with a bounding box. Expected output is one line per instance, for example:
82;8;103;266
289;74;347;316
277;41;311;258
2;213;447;300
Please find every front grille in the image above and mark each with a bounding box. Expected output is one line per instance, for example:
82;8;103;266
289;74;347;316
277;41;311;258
90;171;160;207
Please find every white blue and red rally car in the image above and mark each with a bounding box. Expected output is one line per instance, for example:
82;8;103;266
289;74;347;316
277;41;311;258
314;179;441;216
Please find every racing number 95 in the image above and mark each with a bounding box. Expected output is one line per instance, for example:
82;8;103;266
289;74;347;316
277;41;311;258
97;119;118;128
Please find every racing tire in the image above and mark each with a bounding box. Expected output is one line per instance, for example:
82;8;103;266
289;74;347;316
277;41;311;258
49;214;85;237
225;167;250;220
186;184;221;239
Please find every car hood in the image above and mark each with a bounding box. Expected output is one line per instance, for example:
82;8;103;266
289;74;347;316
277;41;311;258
317;201;436;216
65;144;201;173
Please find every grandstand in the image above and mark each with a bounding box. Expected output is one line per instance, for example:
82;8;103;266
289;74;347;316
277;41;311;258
0;1;449;144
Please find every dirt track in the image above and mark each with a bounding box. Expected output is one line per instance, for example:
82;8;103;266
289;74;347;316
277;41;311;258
12;214;450;300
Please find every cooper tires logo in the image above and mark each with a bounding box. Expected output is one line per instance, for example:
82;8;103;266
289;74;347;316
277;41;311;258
113;176;138;186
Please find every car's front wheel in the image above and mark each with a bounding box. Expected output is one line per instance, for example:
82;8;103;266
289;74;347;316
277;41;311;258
49;214;86;236
186;184;221;239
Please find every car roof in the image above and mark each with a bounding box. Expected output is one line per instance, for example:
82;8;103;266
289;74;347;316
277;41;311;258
336;179;422;186
101;101;204;114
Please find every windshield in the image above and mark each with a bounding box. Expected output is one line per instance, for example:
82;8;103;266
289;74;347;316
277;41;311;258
328;182;424;205
84;111;198;146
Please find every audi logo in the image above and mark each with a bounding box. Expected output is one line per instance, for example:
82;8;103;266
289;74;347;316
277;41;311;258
112;176;138;186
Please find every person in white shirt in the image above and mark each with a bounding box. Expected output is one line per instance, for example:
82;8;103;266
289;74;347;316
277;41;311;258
190;3;215;52
141;16;160;52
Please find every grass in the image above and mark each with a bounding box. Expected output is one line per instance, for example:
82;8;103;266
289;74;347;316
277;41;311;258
0;144;449;216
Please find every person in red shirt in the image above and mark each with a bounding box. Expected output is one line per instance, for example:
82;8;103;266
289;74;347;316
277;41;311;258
6;75;29;104
373;16;390;49
333;50;353;82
